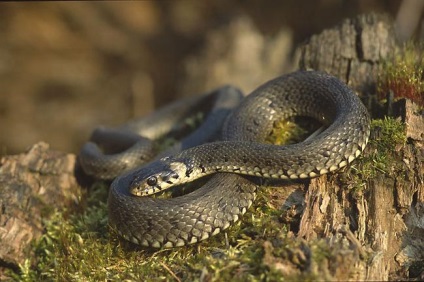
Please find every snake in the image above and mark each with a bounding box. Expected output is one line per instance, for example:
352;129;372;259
80;70;370;248
79;86;244;179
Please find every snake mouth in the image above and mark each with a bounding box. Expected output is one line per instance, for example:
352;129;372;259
129;172;165;196
128;159;194;196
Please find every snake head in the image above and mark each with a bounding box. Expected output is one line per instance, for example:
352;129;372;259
129;157;197;196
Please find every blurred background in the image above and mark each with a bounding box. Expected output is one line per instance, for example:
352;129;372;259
0;0;422;155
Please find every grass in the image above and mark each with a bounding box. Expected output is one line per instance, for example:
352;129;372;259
377;42;424;107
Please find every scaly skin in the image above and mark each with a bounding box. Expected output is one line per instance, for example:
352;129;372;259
108;70;370;248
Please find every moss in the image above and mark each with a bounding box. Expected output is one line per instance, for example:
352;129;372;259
377;42;424;107
12;107;410;280
13;173;358;281
370;117;407;151
346;117;406;193
266;117;321;145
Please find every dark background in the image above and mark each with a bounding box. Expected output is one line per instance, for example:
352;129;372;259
0;1;421;154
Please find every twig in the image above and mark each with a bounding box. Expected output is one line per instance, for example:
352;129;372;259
160;262;181;282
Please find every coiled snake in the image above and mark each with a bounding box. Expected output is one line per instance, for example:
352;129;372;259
79;71;370;248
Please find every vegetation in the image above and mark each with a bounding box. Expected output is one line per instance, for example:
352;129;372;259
347;117;406;192
377;42;424;106
7;114;407;281
14;181;297;281
11;41;422;282
266;117;321;146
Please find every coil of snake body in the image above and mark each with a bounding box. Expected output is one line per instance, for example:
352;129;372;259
79;70;370;248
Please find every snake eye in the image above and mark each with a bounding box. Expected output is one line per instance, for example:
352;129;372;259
146;176;157;187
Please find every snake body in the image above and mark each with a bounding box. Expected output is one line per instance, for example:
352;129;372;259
83;71;370;248
79;86;243;179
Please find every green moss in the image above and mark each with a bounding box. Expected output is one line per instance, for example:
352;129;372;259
370;117;407;150
14;174;356;281
11;182;258;280
266;117;321;145
13;115;409;281
346;117;406;192
377;42;424;106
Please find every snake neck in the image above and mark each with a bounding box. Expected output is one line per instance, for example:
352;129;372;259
130;130;369;197
129;155;206;196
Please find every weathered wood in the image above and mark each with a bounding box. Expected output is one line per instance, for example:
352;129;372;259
299;13;396;97
0;12;422;281
297;13;424;280
0;142;80;274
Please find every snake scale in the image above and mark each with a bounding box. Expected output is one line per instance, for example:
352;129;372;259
80;70;370;248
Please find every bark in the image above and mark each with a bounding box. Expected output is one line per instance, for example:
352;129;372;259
296;13;424;280
0;142;80;276
299;13;396;98
0;12;422;281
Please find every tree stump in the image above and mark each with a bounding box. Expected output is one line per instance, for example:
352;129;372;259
297;13;424;280
299;13;396;97
0;13;422;281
